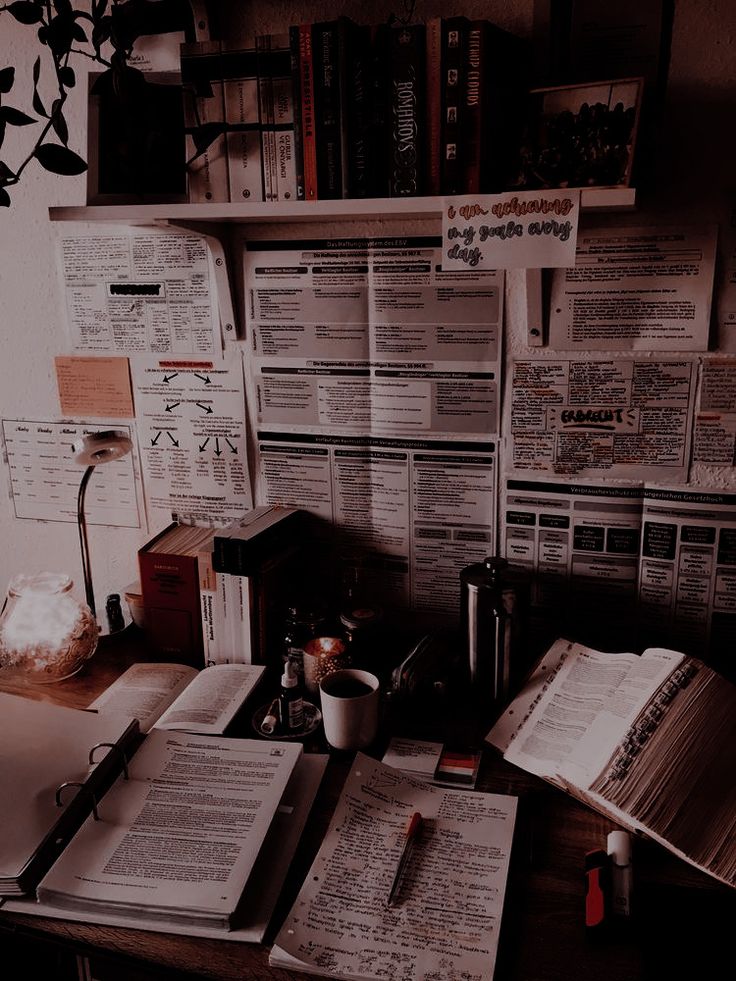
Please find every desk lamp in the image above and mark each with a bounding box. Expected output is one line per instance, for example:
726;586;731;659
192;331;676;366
71;430;133;628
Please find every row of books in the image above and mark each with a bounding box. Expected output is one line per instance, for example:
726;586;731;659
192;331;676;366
138;506;306;668
181;15;530;204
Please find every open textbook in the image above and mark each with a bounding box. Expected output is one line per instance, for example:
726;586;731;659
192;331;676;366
487;639;736;888
88;661;265;734
270;754;517;981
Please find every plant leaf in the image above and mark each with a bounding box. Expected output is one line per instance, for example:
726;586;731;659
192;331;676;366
59;66;75;89
0;121;6;149
51;100;69;144
53;0;73;15
0;67;15;95
32;56;41;85
0;106;36;126
192;122;225;155
7;2;44;26
32;86;47;117
0;187;10;207
71;22;87;43
34;142;87;175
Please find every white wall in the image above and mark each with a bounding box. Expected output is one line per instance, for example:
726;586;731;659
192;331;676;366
0;0;734;611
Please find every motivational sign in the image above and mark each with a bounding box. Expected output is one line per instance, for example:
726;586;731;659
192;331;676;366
442;189;580;270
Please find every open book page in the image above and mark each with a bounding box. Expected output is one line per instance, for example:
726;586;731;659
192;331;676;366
587;661;736;887
486;638;641;783
4;753;328;943
88;662;265;734
37;732;302;927
153;663;265;733
270;754;517;981
557;647;685;788
88;662;197;732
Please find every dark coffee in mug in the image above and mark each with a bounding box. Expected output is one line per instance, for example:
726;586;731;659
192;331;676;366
322;677;373;699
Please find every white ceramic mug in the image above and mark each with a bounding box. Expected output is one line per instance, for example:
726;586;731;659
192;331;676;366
319;668;380;751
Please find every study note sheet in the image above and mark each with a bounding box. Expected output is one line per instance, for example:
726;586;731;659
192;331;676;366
270;754;517;981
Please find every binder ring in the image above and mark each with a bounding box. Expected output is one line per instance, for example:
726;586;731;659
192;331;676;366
89;742;130;779
55;782;100;820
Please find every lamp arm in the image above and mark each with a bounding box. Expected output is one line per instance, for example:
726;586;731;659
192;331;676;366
77;465;97;618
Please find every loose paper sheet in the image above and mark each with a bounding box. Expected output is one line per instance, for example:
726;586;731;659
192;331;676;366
442;190;580;270
56;225;222;355
1;419;141;526
507;356;697;480
548;224;717;351
130;353;252;520
692;357;736;465
55;356;134;418
271;754;517;981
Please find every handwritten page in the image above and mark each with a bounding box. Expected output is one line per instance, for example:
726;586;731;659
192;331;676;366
270;754;517;981
442;189;580;270
55;356;134;418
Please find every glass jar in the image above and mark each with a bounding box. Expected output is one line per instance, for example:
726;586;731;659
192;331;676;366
0;573;99;683
339;604;384;672
303;636;351;698
282;602;329;683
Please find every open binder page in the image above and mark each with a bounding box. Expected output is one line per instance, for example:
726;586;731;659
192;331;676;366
0;693;138;897
270;754;517;981
3;753;327;942
36;732;302;927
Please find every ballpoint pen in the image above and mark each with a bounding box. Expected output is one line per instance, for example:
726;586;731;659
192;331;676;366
387;811;423;907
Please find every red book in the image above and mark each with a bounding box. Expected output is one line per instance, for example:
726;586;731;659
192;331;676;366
296;23;318;200
138;523;215;666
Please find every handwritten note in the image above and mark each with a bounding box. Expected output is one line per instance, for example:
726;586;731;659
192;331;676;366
442;189;581;270
55;356;134;418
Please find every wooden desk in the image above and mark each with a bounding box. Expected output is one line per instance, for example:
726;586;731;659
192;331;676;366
1;631;733;981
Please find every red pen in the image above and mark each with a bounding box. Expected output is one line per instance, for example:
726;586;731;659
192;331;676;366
585;848;611;935
387;811;423;907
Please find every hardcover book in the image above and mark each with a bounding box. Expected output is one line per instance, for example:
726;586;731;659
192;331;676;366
138;522;217;666
221;38;264;202
439;16;468;195
311;18;351;199
387;23;427;197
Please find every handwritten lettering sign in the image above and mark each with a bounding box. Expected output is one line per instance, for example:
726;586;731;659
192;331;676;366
442;189;580;270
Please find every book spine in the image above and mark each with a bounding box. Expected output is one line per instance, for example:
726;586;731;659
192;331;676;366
368;24;391;198
463;21;486;194
440;17;468;196
312;20;343;199
297;23;319;200
198;546;218;667
344;23;372;199
221;41;264;202
256;34;278;202
388;23;426;197
181;40;229;203
289;26;306;200
425;16;443;196
138;547;203;665
271;34;298;202
230;572;255;664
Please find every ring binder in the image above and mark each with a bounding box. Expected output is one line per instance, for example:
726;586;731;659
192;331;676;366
55;782;100;821
89;742;130;780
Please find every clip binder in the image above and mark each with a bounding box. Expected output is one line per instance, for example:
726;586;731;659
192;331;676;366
89;742;130;779
55;782;100;821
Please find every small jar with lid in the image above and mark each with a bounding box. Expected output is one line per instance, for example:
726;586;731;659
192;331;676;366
282;601;329;683
339;604;384;673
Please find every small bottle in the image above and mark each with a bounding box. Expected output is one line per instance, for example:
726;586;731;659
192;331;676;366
607;830;633;918
279;659;305;732
105;593;126;634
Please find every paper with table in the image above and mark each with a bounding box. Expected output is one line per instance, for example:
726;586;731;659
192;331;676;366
242;237;500;612
270;753;517;981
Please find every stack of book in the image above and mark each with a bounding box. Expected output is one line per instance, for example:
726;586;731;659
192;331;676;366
180;16;530;202
139;508;306;669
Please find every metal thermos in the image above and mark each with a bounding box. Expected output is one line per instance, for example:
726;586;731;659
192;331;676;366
460;556;516;708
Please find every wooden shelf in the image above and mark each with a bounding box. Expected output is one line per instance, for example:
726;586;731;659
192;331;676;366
48;187;637;224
